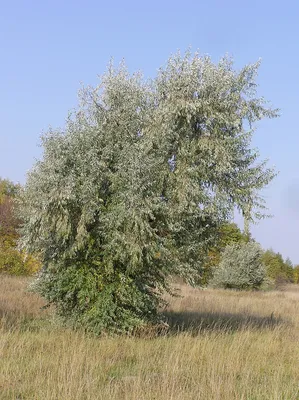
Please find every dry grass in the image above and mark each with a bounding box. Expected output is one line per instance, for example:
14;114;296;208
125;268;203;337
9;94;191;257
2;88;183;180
1;276;299;399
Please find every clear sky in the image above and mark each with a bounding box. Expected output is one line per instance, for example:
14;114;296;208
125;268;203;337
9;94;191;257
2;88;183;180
1;0;298;262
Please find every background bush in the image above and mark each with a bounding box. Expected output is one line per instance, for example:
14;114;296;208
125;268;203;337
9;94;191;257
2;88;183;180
211;242;266;290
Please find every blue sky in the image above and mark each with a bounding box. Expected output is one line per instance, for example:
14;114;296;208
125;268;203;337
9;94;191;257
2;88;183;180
1;0;298;262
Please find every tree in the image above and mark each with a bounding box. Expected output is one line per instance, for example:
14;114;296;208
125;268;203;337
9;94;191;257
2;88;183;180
0;178;40;275
284;257;294;282
0;194;19;246
0;178;20;250
262;250;294;284
211;242;266;290
201;222;248;285
294;265;299;284
19;51;278;334
0;179;19;201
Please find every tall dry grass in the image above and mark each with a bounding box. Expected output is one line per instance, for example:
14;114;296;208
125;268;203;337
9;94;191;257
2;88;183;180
1;275;299;399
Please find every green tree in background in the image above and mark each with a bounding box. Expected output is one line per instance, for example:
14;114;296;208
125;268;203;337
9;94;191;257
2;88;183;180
0;180;20;246
0;178;40;275
262;250;294;284
19;51;278;334
211;242;266;290
201;222;248;285
294;265;299;284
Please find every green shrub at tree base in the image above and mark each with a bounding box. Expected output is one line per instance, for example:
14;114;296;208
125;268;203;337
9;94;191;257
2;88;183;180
32;262;162;334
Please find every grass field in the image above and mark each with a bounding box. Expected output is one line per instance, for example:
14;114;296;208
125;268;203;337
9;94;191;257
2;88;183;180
1;275;299;399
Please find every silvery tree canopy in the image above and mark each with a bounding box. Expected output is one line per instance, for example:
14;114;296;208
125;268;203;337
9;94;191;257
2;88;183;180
19;51;278;333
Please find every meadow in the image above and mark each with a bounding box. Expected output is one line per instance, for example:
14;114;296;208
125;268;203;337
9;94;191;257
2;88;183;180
1;275;299;399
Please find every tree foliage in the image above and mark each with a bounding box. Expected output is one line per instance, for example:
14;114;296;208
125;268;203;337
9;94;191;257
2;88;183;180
19;51;277;333
211;242;266;290
0;178;40;275
201;222;248;284
262;250;294;284
293;265;299;284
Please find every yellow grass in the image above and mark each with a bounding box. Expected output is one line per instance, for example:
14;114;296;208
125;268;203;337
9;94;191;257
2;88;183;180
1;275;299;399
